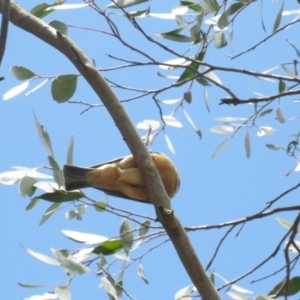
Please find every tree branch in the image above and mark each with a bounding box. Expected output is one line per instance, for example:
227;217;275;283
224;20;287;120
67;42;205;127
1;1;221;299
0;0;9;69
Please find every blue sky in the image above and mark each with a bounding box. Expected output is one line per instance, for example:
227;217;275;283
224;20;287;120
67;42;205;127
1;0;300;299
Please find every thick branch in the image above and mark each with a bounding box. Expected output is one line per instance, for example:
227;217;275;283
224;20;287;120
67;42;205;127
0;0;9;67
2;2;220;299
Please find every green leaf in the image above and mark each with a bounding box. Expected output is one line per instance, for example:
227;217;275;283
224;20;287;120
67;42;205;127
93;240;123;255
282;65;296;77
259;108;273;117
62;229;108;244
214;31;228;48
40;202;61;225
120;219;134;254
32;190;85;203
48;156;64;187
125;8;150;18
26;198;40;211
19;176;37;197
55;286;71;300
209;271;215;284
30;3;58;18
107;0;149;9
99;254;107;268
67;135;74;165
49;20;68;35
204;87;210;113
175;285;193;300
244;129;251;159
287;141;298;155
139;220;151;237
138;263;149;284
51;74;77;103
18;282;47;288
59;256;90;275
180;1;202;12
196;129;202;139
196;76;210;86
177;52;205;83
273;1;284;33
269;277;300;296
293;60;298;76
95;201;107;212
218;12;228;29
10;66;35;80
200;0;219;13
256;296;275;300
34;113;54;157
156;33;194;42
265;144;284;151
101;277;118;300
189;24;201;43
184;91;192;103
286;39;300;57
276;105;286;123
211;138;230;159
26;248;60;265
225;2;245;16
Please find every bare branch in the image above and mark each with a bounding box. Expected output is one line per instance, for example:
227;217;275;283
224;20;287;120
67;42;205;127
0;0;9;67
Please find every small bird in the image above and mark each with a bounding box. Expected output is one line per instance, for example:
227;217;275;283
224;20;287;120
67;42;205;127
63;152;180;203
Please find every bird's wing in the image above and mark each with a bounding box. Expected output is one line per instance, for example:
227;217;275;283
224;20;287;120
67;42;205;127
89;152;161;169
95;187;152;203
88;156;129;169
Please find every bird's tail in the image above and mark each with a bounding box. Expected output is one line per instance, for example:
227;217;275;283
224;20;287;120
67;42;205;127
63;164;92;191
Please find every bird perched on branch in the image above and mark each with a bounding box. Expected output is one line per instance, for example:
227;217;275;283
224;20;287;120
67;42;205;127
63;152;180;203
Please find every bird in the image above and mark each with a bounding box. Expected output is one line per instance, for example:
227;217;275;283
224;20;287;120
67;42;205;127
63;152;180;203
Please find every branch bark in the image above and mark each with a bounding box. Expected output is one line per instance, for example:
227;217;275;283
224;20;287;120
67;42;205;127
2;2;221;299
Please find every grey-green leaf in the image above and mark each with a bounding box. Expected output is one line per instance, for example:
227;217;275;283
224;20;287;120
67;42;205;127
278;79;286;93
266;144;284;151
211;138;230;159
245;129;251;159
26;198;40;211
184;91;192;103
30;3;61;18
55;286;71;300
107;0;149;9
214;31;227;48
67;135;74;165
259;108;273;117
138;263;149;284
273;1;284;33
139;221;151;237
276;105;286;124
218;12;228;29
95;201;107;212
39;202;61;225
200;0;219;13
59;256;90;275
19;176;37;197
51;74;77;103
34;113;54;157
120;219;134;255
11;66;35;80
48;156;64;187
225;2;244;16
286;39;300;58
49;20;68;35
